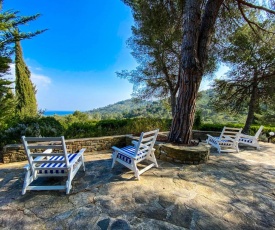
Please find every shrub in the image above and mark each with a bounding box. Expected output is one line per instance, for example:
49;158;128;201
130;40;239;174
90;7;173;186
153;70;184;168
1;116;64;147
65;121;97;138
193;110;202;129
37;117;64;136
64;118;171;138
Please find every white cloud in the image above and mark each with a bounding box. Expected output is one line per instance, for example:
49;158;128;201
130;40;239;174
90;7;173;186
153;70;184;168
6;63;51;89
31;73;51;88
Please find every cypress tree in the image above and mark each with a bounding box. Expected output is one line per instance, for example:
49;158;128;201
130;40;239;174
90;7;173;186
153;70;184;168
15;36;38;117
0;0;45;124
0;56;15;125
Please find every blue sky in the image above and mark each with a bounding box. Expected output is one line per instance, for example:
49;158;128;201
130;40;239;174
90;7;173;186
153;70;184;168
4;0;137;111
3;0;228;112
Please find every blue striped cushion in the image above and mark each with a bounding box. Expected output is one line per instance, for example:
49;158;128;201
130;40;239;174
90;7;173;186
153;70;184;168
38;154;78;174
239;138;253;143
116;146;146;164
210;137;232;146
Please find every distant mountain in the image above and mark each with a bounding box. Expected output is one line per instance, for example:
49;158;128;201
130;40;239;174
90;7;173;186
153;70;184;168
87;99;171;120
87;90;246;123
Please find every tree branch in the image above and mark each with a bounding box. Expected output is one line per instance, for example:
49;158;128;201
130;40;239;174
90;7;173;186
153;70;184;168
237;0;275;14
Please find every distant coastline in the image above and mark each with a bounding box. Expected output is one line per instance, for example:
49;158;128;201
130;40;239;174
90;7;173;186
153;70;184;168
43;111;75;116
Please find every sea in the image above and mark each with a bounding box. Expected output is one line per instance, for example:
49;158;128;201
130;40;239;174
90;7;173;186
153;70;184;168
43;111;75;116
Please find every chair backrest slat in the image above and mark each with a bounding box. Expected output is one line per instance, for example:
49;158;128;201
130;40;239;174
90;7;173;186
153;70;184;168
27;145;63;150
24;137;63;142
135;129;159;156
255;125;264;139
30;153;65;157
220;127;242;140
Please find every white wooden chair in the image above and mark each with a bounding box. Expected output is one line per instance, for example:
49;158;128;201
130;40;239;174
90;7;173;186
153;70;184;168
111;129;159;180
239;125;264;150
206;127;243;153
21;136;85;195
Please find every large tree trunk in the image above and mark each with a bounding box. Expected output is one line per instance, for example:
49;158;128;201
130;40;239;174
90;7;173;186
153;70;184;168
243;74;258;134
170;92;177;117
168;70;202;143
168;0;223;144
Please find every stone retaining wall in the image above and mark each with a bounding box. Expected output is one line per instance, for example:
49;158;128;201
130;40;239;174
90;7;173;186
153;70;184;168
2;130;217;164
154;142;210;164
2;135;128;164
126;134;211;165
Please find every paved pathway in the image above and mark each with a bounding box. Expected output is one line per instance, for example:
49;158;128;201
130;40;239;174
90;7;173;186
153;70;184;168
0;142;275;229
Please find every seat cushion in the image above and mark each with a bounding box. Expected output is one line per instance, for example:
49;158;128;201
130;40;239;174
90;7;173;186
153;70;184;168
116;146;146;164
239;138;253;143
210;137;233;146
38;154;78;174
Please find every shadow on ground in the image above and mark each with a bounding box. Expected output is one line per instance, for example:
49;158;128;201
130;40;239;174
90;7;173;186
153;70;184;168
0;143;275;229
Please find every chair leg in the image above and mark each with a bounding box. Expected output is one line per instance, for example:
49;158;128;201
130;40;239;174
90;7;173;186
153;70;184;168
146;151;158;168
22;168;32;195
132;161;140;180
236;144;239;153
111;151;118;168
218;146;221;154
81;155;85;171
66;170;73;194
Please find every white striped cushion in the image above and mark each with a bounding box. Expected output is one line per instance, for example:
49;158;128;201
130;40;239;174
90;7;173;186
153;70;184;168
38;154;78;174
239;138;253;143
116;146;147;164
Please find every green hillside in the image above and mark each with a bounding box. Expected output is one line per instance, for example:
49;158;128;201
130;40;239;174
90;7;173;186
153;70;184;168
87;99;171;120
87;90;247;124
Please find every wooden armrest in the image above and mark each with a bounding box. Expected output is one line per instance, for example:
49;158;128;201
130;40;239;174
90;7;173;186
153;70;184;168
132;140;139;146
239;134;253;139
207;134;219;139
43;149;53;154
24;164;30;170
68;148;86;167
222;135;238;142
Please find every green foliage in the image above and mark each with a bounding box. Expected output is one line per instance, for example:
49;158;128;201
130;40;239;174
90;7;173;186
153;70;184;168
37;117;64;136
193;110;202;129
15;38;38;117
86;93;251;125
1;116;63;147
0;75;15;128
87;99;172;119
118;0;184;115
1;109;274;148
0;7;46;47
0;2;45;128
199;123;242;132
53;110;94;129
212;21;275;132
65;121;97;138
64;118;171;139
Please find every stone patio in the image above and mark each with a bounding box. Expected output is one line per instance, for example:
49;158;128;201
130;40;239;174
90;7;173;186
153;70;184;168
0;142;275;229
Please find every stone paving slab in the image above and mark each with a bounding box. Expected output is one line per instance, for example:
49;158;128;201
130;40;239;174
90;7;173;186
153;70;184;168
0;142;275;229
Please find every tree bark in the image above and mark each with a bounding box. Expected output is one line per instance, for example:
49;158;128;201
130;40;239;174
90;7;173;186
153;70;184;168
243;73;258;133
168;0;224;144
170;91;177;117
